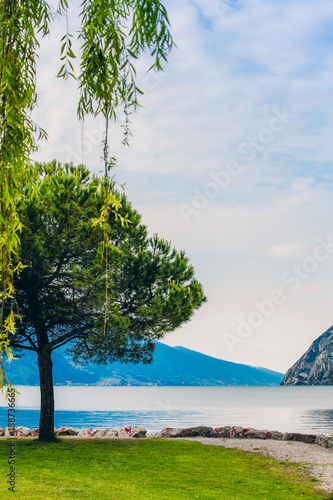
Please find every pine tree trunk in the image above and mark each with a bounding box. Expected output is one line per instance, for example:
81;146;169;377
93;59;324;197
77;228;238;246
38;348;55;440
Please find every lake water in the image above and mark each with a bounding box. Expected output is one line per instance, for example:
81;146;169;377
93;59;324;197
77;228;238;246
0;386;332;434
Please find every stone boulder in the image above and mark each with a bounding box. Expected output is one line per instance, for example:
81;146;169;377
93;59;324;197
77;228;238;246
76;428;119;438
146;431;160;439
0;426;4;436
155;426;214;438
118;426;147;438
230;426;243;438
282;432;293;441
283;433;317;444
315;434;333;449
94;429;107;438
181;426;214;438
156;428;184;438
130;426;147;438
77;428;96;437
214;426;231;438
105;429;119;438
269;431;284;440
55;427;79;436
241;428;267;439
5;426;31;437
118;426;133;438
297;433;317;444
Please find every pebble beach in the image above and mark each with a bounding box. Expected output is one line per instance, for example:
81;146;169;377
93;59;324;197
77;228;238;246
178;436;333;494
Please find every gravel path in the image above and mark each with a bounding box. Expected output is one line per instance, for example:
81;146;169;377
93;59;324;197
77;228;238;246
174;437;333;494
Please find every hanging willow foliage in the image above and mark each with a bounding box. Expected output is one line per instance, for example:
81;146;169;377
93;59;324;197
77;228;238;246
0;0;50;391
76;0;173;335
0;0;174;390
77;0;174;153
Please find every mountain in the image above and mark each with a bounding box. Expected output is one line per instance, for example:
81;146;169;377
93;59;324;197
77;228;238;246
281;325;333;385
6;342;284;386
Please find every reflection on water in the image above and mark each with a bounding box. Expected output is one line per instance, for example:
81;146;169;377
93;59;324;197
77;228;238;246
303;409;333;433
0;386;332;434
0;407;332;434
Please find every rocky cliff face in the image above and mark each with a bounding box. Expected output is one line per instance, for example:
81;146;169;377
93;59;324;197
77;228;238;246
281;325;333;385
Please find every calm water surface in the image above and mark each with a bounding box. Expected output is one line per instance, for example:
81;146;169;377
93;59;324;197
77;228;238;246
0;386;332;433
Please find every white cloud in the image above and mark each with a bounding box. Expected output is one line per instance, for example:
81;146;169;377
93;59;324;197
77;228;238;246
31;0;333;372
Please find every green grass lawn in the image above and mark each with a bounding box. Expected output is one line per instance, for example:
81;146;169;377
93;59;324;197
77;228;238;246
0;438;331;499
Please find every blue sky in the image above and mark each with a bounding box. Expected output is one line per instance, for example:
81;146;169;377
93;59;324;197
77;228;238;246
32;0;333;372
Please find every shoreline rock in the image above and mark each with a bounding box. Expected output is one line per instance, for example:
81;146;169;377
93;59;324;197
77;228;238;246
0;425;332;450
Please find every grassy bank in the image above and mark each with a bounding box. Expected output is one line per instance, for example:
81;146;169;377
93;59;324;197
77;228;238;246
0;438;331;499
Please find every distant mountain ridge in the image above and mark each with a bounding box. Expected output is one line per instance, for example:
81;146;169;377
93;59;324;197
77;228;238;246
6;342;284;386
281;325;333;385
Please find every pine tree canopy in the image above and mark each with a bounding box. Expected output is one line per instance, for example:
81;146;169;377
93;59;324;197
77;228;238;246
9;161;207;366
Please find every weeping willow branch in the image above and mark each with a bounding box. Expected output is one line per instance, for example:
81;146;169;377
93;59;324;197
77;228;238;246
92;179;130;335
76;1;174;333
0;0;50;392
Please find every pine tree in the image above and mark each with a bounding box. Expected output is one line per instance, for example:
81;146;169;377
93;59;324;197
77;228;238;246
8;161;206;440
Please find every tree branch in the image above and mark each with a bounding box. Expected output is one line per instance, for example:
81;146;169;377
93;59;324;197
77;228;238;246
10;342;36;352
49;327;90;349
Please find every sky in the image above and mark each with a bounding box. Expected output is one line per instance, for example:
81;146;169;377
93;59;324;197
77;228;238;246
31;0;333;373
